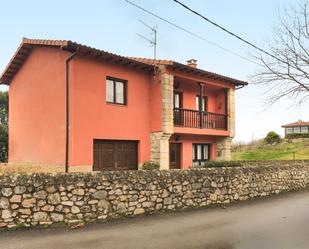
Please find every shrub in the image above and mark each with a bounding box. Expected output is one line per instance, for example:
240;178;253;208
0;91;8;163
264;131;281;144
286;133;309;139
198;161;242;168
142;161;160;170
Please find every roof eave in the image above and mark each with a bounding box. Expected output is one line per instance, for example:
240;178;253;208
168;62;248;86
0;38;249;86
0;38;155;85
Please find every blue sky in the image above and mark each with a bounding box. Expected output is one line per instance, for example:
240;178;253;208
0;0;308;142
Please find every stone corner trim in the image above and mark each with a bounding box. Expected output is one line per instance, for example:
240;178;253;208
0;160;309;229
215;137;232;161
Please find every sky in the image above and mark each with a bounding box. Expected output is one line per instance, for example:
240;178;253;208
0;0;308;142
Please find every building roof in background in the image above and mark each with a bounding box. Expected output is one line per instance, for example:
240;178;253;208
282;120;309;128
0;38;248;86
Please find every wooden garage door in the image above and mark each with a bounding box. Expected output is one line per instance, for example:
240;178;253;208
93;140;138;171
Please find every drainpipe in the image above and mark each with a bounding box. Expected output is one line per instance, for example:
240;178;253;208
65;48;79;173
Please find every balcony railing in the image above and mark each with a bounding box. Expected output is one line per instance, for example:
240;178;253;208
174;108;227;130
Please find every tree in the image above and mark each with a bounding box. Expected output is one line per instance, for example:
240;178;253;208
252;2;309;106
264;131;281;144
0;92;8;162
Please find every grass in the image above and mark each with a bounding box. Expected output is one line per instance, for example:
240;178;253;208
0;163;66;175
232;141;309;160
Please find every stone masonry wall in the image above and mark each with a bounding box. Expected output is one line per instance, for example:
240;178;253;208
227;88;235;138
150;132;171;170
0;160;309;229
215;137;232;161
150;66;174;170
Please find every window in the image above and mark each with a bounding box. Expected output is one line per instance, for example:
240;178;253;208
286;128;293;134
174;92;183;108
301;126;309;134
293;127;301;134
196;96;208;111
106;77;127;105
192;144;210;166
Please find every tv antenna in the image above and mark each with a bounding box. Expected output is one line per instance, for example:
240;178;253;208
137;20;158;75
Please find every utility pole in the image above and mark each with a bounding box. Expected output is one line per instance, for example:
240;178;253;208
138;20;158;75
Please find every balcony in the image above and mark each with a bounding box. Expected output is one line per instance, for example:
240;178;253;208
174;108;227;130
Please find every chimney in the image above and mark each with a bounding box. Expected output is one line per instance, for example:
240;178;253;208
186;59;197;68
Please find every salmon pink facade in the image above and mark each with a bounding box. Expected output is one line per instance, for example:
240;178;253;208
0;38;247;171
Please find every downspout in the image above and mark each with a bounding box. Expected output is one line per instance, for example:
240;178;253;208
65;48;79;173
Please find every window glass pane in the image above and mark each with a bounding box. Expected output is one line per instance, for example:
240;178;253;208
196;96;199;110
174;93;180;108
196;96;207;111
294;127;301;134
197;145;202;160
115;81;124;104
203;145;209;160
286;128;293;134
301;126;309;134
202;98;205;111
106;80;114;102
203;97;207;111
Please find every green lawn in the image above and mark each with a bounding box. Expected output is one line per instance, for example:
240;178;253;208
232;141;309;160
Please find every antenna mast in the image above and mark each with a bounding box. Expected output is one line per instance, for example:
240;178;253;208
138;20;158;75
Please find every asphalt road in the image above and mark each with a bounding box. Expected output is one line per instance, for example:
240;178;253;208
1;190;309;249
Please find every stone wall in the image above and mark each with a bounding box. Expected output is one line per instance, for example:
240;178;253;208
0;160;309;229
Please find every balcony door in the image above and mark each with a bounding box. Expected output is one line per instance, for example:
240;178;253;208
174;92;183;109
196;95;208;111
174;92;183;126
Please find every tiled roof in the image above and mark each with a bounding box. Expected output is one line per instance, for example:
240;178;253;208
0;38;154;85
129;57;248;86
282;120;309;127
129;57;173;66
0;38;248;86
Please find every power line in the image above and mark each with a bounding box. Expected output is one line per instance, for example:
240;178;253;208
172;0;282;63
123;0;259;65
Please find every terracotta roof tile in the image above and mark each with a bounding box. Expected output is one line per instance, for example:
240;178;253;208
0;38;154;84
282;120;309;127
129;57;173;66
0;38;248;86
129;57;248;86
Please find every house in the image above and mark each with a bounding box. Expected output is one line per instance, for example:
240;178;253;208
0;38;247;171
282;120;309;138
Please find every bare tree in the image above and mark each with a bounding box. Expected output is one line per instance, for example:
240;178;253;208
252;2;309;106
